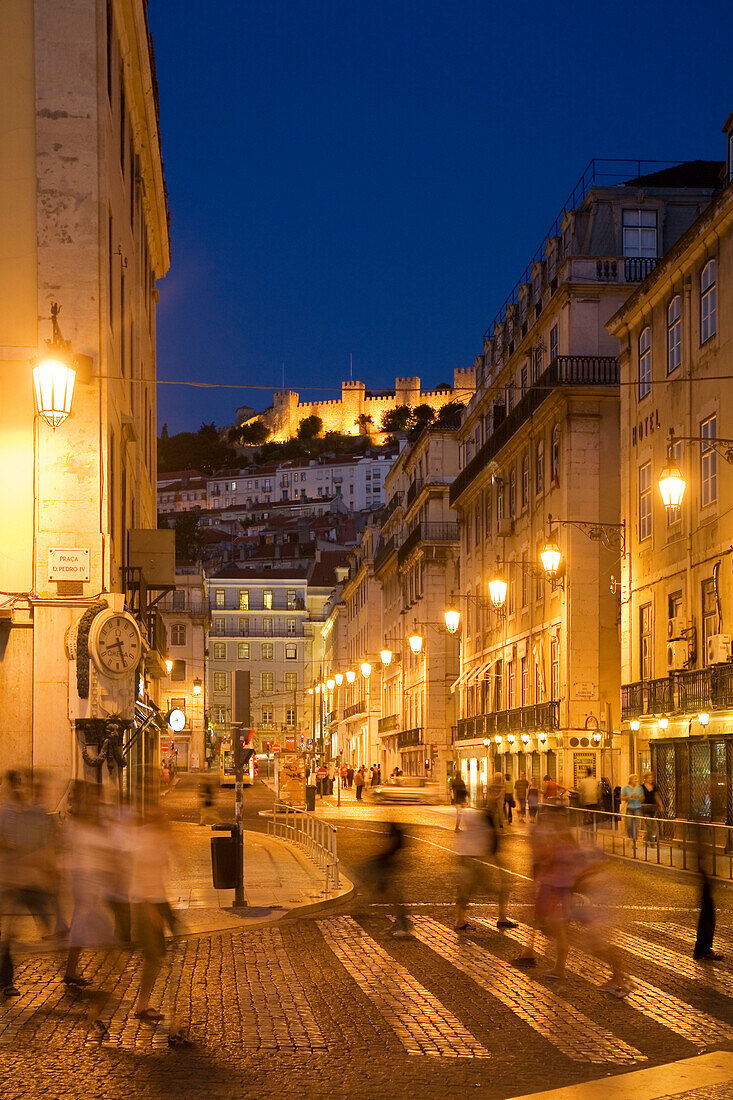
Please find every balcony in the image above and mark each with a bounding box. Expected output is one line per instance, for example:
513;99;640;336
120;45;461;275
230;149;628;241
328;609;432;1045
450;356;619;506
373;533;399;574
397;521;460;566
397;727;422;749
456;701;560;742
381;492;402;524
378;714;400;734
405;477;453;510
624;256;659;282
344;699;366;719
622;666;733;719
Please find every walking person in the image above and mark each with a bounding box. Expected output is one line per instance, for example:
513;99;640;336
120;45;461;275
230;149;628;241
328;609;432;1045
514;772;529;823
354;767;365;801
346;766;354;789
503;774;515;825
641;771;662;843
577;767;599;829
621;774;644;842
451;772;468;833
454;800;517;932
527;778;539;823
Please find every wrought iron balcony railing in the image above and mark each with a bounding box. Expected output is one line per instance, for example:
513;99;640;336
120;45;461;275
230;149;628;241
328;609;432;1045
397;521;460;566
373;533;399;573
622;666;733;719
343;700;366;719
378;714;400;734
397;726;422;749
456;701;560;741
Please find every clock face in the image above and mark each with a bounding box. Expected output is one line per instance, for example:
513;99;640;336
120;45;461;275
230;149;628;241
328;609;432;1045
93;613;142;677
168;708;186;732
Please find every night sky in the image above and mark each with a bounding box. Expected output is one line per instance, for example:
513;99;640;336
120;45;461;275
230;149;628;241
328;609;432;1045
148;0;731;434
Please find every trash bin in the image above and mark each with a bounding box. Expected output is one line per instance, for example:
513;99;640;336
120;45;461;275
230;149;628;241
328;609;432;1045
211;826;238;889
305;786;316;812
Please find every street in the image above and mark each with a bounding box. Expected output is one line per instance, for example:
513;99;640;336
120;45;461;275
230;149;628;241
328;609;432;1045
1;778;733;1099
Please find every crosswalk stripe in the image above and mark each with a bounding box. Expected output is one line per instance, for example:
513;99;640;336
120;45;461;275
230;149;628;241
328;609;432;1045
615;928;733;997
643;920;733;954
411;916;644;1065
473;918;733;1047
317;917;489;1058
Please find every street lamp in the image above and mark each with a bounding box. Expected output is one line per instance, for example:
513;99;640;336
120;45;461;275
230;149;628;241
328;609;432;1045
315;683;321;694
630;719;640;731
540;539;562;580
360;661;372;678
408;631;423;654
326;678;335;691
657;717;669;730
346;669;356;684
488;572;508;610
32;303;76;430
308;687;314;695
334;672;343;686
699;712;710;728
193;678;202;696
658;459;686;512
444;605;460;635
165;659;173;674
380;647;393;666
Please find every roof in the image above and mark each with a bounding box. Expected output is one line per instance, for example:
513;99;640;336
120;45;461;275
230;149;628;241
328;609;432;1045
309;550;353;587
209;564;309;581
622;160;723;190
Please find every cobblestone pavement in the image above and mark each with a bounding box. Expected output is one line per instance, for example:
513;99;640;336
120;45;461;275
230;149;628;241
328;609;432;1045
3;779;733;1099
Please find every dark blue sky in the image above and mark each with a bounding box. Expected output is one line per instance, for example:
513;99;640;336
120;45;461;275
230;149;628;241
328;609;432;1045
149;0;731;434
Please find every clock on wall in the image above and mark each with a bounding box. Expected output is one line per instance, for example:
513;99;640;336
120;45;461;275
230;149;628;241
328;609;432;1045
89;611;143;678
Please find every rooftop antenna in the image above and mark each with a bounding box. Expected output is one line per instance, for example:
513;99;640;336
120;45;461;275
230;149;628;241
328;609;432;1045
349;352;353;380
282;362;285;389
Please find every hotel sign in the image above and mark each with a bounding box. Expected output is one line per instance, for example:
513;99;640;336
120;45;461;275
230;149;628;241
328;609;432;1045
48;547;90;582
632;408;661;446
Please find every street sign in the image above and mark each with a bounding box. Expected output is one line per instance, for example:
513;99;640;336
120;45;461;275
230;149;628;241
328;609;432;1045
48;547;90;582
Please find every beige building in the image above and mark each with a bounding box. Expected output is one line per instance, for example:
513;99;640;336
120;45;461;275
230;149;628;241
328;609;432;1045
609;125;732;819
450;160;719;801
159;568;209;771
374;425;461;782
338;528;383;768
0;0;170;801
245;369;475;443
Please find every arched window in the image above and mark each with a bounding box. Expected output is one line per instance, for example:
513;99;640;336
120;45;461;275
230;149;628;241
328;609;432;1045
638;326;651;400
551;425;561;485
701;260;717;343
667;295;681;373
521;452;529;508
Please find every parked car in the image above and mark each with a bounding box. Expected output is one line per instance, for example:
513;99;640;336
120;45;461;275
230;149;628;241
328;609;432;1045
369;776;441;805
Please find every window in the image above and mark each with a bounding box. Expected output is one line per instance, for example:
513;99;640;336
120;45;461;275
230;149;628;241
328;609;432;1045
285;672;297;692
238;642;250;660
533;346;543;382
213;617;225;636
213;642;226;660
231;481;237;491
521;553;528;607
521;453;529;508
521;656;529;704
551;425;560;485
639;604;652;681
172;590;186;611
484;489;492;536
474;502;481;544
170;624;186;646
535;441;544;494
263;590;273;610
550;639;559;700
701;415;717;506
169;698;186;713
667;296;681;373
494;660;503;711
170;660;185;681
263;618;273;636
638;326;651;400
286;707;296;728
520;366;528;396
238;590;249;610
261;642;273;661
623;209;657;258
666;439;683;526
668;591;683;624
213;671;227;692
701;259;717;343
508;468;516;518
214;589;225;608
285;644;297;660
702;579;718;662
261;706;274;726
261;672;274;692
549;324;558;362
238;618;249;637
638;462;652;541
211;705;227;725
286;618;296;636
507;661;515;709
465;507;472;553
287;590;297;609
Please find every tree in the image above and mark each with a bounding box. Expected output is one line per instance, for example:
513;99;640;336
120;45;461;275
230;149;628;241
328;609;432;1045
231;420;270;446
411;404;436;435
157;422;238;474
381;405;412;433
436;400;466;424
355;413;373;436
167;510;203;562
297;414;323;440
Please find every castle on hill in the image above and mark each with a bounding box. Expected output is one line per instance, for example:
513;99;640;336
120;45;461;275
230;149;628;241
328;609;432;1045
237;368;476;442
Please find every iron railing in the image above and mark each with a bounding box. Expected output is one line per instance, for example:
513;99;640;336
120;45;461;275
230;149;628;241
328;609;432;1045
622;666;733;718
397;521;460;566
450;356;619;505
456;701;560;741
378;714;400;734
397;727;422;749
267;801;340;891
343;700;366;719
373;533;399;573
381;492;402;524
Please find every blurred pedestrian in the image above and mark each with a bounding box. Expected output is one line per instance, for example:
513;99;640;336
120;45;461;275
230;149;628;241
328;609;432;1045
368;822;411;937
503;774;515;824
198;779;218;827
574;850;631;996
621;774;643;841
451;772;468;832
577;768;599;828
513;815;577;979
542;774;566;807
355;768;365;801
527;779;539;823
514;772;529;823
641;771;662;843
0;771;55;997
454;800;517;933
346;766;354;789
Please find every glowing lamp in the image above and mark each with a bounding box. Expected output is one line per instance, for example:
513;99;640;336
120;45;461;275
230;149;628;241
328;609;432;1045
315;684;321;694
540;540;562;578
308;687;314;695
494;735;502;744
193;679;202;696
165;659;173;674
657;717;669;730
326;678;335;691
630;719;640;731
444;606;461;635
699;712;710;727
33;355;76;429
334;672;343;686
380;648;393;667
360;661;372;678
408;632;423;654
658;463;686;511
346;669;356;684
488;575;508;609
